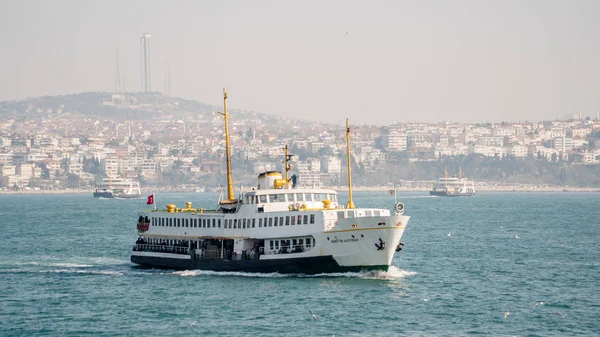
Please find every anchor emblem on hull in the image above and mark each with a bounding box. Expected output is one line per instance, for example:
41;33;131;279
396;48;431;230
375;238;386;251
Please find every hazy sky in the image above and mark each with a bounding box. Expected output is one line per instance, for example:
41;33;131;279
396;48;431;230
1;0;599;124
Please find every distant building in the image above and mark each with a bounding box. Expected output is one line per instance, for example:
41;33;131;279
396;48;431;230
385;131;407;151
297;160;322;188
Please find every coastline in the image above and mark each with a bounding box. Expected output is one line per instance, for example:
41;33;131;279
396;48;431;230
1;186;599;195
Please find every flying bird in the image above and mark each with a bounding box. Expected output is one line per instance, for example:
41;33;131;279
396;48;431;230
503;312;510;320
447;232;452;237
309;310;317;321
189;320;198;327
534;301;548;308
556;312;567;319
515;234;520;239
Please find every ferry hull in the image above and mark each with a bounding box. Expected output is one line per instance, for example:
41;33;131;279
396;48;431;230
94;192;141;198
429;191;474;197
130;254;388;274
93;191;114;198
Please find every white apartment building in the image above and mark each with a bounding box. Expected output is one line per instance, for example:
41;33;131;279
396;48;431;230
553;137;573;151
493;128;517;136
140;159;157;175
322;156;341;174
309;142;325;153
406;133;432;150
103;154;119;177
68;162;84;175
532;146;559;161
296;161;322;188
583;150;600;164
0;152;13;164
479;136;504;147
508;145;528;157
469;145;507;157
571;128;591;138
385;131;407;151
17;163;35;180
2;165;16;176
434;145;468;157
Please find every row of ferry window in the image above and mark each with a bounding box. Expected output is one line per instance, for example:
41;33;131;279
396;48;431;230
246;192;338;204
224;214;315;229
150;214;316;229
338;209;382;219
152;217;222;228
269;238;312;250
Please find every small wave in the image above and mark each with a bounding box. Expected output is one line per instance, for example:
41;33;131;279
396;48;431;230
85;257;128;265
2;261;41;266
0;268;30;274
401;195;438;199
1;257;127;268
48;263;93;268
39;269;124;276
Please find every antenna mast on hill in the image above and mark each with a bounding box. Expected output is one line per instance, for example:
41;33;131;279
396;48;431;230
115;46;122;93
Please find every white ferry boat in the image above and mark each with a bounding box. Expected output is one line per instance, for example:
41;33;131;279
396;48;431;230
130;89;410;274
93;177;141;199
430;168;475;197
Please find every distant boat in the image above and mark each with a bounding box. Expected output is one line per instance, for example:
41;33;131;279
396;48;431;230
93;177;141;199
430;168;475;197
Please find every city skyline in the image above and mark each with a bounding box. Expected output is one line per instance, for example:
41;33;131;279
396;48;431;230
1;1;599;125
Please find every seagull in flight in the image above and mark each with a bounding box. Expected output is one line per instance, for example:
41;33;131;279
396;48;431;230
189;320;198;327
515;234;520;239
447;232;452;237
556;312;568;319
309;310;317;321
503;312;511;320
534;301;548;308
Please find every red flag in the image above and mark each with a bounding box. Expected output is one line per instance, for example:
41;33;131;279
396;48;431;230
147;194;154;205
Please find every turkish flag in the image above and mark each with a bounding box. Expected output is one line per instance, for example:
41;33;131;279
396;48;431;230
147;194;154;205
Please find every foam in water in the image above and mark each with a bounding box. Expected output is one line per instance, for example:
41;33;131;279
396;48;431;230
171;265;416;279
48;263;94;268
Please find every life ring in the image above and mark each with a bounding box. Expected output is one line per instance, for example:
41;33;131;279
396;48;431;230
394;202;404;214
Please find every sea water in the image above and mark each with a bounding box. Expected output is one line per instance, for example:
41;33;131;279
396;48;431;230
0;192;599;336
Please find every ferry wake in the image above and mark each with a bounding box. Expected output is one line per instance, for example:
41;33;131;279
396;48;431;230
130;89;410;274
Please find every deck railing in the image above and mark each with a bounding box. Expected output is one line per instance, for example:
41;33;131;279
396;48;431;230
132;244;188;255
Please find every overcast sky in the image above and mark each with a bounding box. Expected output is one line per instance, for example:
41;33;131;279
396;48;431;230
1;0;599;124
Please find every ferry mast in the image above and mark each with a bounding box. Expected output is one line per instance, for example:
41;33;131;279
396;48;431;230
346;118;355;209
282;145;293;184
220;88;235;201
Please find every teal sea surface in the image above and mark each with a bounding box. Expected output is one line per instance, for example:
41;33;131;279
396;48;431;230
1;191;599;336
